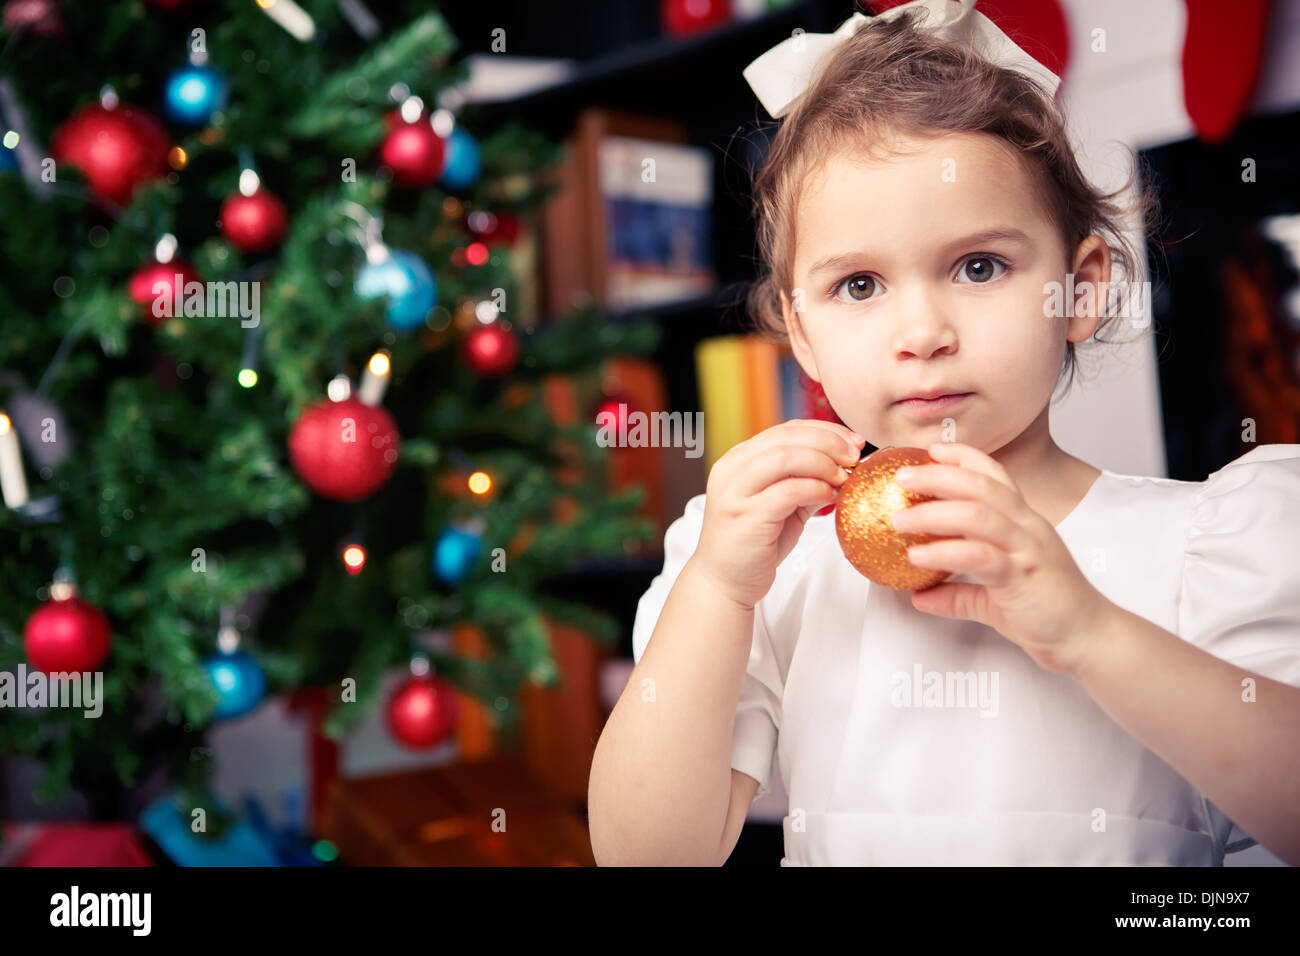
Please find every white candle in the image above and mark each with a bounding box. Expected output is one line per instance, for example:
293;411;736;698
338;0;381;40
0;412;30;509
255;0;316;41
358;351;391;406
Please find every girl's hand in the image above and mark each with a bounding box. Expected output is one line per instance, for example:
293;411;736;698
694;419;866;611
888;441;1109;676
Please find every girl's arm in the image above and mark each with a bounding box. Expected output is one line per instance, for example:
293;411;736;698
1073;602;1300;865
588;555;758;866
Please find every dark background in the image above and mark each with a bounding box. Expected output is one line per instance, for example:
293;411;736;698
1143;107;1300;480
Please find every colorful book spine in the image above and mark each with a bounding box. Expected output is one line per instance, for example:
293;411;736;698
694;335;750;471
777;348;806;422
696;334;827;472
744;336;783;436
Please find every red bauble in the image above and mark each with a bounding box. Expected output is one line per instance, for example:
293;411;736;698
462;210;520;246
288;397;400;501
24;595;112;673
462;323;519;377
4;0;64;38
661;0;730;38
379;120;445;188
220;188;288;254
49;103;170;207
128;259;201;326
385;675;457;749
595;395;637;432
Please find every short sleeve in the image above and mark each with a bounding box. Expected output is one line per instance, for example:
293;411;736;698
631;493;783;801
1177;444;1300;856
1177;444;1300;686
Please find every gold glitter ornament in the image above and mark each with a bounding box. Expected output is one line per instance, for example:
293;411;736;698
835;445;954;591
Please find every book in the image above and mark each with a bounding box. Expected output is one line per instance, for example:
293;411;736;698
598;136;716;310
695;334;839;473
743;335;783;435
539;109;696;319
695;335;751;471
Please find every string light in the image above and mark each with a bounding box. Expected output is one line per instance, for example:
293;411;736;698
326;374;352;402
358;351;391;405
238;168;261;197
0;412;31;509
342;544;366;574
430;109;455;137
154;233;178;264
467;471;491;495
238;326;261;388
255;0;316;42
399;95;424;124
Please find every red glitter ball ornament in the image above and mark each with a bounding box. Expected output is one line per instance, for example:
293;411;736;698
835;446;954;591
288;396;400;501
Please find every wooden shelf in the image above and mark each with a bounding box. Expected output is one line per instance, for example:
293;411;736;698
474;2;845;576
547;551;665;580
465;1;846;136
603;282;750;326
322;752;596;866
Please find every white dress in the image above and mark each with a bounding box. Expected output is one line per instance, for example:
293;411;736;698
631;443;1300;865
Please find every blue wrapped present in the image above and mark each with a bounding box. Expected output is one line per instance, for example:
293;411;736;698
139;793;281;867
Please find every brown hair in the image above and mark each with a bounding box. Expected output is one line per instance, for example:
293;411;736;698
740;9;1160;397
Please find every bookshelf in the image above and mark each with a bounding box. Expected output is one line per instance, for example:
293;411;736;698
440;3;862;855
466;1;848;140
456;2;853;649
461;0;850;298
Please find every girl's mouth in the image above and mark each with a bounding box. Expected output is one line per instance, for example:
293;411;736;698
892;392;973;414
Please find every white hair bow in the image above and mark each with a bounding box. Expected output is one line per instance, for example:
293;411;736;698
742;0;1062;120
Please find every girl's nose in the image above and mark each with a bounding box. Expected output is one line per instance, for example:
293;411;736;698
891;287;958;359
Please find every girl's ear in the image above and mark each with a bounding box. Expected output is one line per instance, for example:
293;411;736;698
1067;236;1113;343
782;287;822;383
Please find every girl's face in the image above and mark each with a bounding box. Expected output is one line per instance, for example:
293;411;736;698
782;130;1104;453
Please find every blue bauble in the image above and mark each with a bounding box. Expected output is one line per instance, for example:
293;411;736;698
438;127;481;191
354;250;438;331
164;65;229;126
432;526;483;584
203;650;266;720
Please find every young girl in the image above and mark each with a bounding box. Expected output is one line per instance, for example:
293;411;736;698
587;1;1300;866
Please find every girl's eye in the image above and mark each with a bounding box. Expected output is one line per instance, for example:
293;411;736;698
832;273;879;302
956;255;1009;284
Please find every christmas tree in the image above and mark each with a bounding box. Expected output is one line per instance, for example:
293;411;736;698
0;0;658;822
